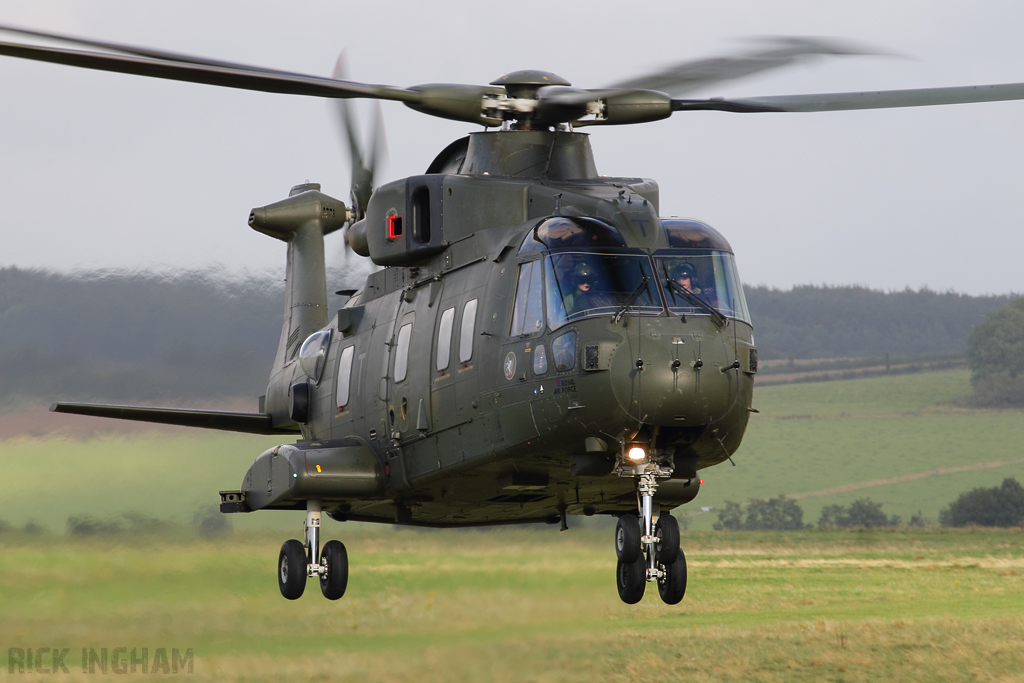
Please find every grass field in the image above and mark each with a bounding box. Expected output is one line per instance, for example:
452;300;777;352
2;369;1024;680
1;369;1021;535
1;529;1023;682
691;369;1024;529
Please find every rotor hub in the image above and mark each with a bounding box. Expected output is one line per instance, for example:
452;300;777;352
490;70;571;100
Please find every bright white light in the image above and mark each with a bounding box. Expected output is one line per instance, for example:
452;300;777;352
627;446;646;462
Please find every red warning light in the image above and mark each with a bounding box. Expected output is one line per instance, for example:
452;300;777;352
699;479;704;484
388;215;403;239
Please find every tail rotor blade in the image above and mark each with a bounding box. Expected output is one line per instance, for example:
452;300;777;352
332;53;383;224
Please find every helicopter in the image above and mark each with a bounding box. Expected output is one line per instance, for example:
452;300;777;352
4;25;1024;606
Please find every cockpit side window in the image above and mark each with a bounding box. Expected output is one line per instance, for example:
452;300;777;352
509;261;545;337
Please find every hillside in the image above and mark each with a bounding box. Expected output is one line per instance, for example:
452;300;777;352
688;368;1024;529
0;368;1020;536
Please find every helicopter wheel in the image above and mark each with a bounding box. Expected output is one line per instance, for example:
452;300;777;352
615;554;646;604
657;548;687;605
278;539;308;600
656;513;680;564
615;513;642;563
319;540;349;600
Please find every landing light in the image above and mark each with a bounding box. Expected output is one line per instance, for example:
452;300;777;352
627;446;646;462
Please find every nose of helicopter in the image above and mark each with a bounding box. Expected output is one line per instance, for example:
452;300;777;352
607;320;742;427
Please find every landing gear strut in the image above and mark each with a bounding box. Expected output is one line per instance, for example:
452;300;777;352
278;499;349;600
614;471;687;605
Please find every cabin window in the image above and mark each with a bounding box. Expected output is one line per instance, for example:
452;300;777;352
336;345;354;410
509;261;545;337
395;322;413;383
545;252;661;329
436;306;455;371
551;331;576;371
533;343;548;375
459;299;478;364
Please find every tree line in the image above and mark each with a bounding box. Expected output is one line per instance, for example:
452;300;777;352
713;478;1024;530
0;268;1014;405
746;285;1013;360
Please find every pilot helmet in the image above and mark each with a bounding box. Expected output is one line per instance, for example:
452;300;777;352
671;262;696;282
573;262;596;286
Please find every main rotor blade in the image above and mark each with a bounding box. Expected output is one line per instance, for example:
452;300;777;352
672;81;1024;113
531;37;872;123
608;37;869;97
0;21;302;75
0;39;416;102
0;38;502;125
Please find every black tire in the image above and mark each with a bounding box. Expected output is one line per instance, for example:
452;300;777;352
616;554;647;604
656;513;680;565
658;548;687;605
319;540;349;600
278;539;307;600
615;513;641;563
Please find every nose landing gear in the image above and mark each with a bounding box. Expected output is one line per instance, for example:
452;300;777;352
277;500;350;600
614;471;688;605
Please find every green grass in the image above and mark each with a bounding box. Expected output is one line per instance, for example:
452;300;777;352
690;369;1024;529
0;369;1021;536
1;529;1023;682
0;431;302;534
2;370;1024;682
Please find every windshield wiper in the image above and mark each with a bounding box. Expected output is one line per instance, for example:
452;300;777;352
665;278;727;327
612;273;651;324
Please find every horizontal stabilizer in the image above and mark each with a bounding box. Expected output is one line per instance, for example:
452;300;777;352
50;402;300;435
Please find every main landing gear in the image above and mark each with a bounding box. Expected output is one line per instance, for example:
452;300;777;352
278;499;349;600
614;472;687;605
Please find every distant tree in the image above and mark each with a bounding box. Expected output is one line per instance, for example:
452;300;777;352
744;496;805;530
713;501;744;530
940;478;1024;527
844;499;898;528
966;298;1024;406
816;498;899;529
714;496;804;530
67;516;123;536
193;505;231;538
907;511;930;528
817;504;845;530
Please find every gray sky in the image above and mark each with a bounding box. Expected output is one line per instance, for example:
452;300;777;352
1;0;1023;295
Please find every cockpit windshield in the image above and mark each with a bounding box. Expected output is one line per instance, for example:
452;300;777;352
654;250;750;323
510;217;750;334
545;252;660;329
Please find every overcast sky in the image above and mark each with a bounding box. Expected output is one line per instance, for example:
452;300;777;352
1;1;1023;295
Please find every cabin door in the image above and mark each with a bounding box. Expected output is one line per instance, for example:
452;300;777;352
386;285;440;482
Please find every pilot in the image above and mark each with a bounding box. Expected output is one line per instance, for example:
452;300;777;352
565;262;607;315
670;262;701;294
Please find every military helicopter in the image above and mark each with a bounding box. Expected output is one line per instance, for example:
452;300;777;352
4;25;1024;606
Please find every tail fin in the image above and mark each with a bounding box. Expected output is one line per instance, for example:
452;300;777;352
249;183;348;430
